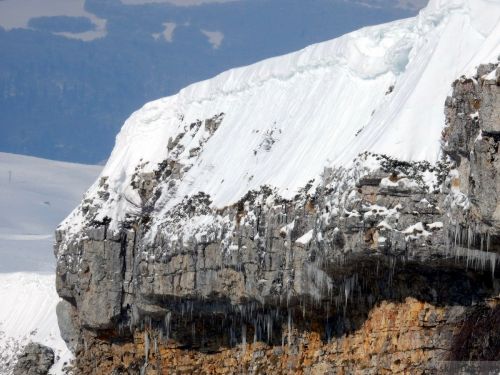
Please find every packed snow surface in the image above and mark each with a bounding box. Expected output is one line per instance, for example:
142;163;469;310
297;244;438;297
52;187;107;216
0;152;101;373
61;0;500;233
0;273;68;374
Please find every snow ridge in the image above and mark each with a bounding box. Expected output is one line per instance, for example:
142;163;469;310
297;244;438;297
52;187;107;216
60;0;500;236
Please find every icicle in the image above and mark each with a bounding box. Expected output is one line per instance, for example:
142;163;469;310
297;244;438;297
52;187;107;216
164;311;171;342
267;314;272;343
344;279;351;305
242;323;247;352
491;253;497;277
287;310;292;348
230;324;235;346
253;319;257;343
144;331;149;364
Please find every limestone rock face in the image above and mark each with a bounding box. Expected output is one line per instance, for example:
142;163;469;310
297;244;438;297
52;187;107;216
55;65;500;373
444;66;500;237
56;300;80;353
13;343;55;375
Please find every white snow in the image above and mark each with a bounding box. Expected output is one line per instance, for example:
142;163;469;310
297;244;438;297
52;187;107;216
0;273;70;374
380;177;420;190
61;0;500;235
0;152;101;373
427;221;444;230
280;221;295;237
402;221;431;239
377;220;393;231
363;204;401;219
0;152;101;271
474;129;483;143
296;230;314;245
153;22;177;42
483;69;497;80
201;29;224;49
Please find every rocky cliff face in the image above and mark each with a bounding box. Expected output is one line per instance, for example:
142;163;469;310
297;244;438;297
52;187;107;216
54;64;500;374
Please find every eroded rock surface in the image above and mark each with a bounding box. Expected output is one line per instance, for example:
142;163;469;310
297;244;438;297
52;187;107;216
13;343;55;375
55;65;500;373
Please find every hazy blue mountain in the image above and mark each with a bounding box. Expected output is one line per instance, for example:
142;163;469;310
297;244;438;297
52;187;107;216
0;0;418;163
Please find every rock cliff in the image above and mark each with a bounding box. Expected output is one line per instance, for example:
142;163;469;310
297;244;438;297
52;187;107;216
54;64;500;374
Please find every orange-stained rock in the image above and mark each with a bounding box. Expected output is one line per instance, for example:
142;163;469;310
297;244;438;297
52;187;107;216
68;297;500;374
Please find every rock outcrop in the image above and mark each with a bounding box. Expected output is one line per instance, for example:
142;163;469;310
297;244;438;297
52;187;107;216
54;65;500;374
13;343;55;375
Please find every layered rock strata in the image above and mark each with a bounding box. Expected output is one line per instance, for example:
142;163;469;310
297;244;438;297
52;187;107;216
55;65;500;374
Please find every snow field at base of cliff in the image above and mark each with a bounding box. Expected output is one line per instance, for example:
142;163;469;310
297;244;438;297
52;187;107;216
0;152;101;374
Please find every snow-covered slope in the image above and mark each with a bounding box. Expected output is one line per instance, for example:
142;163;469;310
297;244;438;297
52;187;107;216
0;273;67;374
0;152;101;272
61;0;500;236
0;152;101;373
